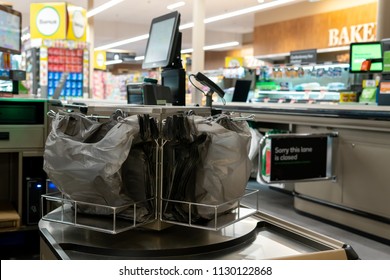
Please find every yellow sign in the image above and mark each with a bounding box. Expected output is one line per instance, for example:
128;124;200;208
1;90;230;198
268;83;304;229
67;5;87;41
225;57;244;68
94;50;106;70
363;79;379;88
30;3;87;41
30;3;67;40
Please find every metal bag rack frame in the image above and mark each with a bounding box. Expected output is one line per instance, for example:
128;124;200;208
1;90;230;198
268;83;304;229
41;104;259;234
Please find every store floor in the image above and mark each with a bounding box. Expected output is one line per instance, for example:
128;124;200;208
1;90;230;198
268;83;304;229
244;179;390;260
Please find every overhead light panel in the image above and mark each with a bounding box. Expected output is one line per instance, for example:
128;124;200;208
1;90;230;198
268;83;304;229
205;0;297;24
87;0;124;18
167;1;186;10
105;59;123;65
203;41;239;51
95;34;150;51
179;22;194;30
182;41;240;54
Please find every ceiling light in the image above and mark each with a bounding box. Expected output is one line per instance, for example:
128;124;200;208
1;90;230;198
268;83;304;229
182;41;240;54
257;0;265;3
167;1;186;10
205;0;297;24
95;0;299;50
179;22;194;30
87;0;124;18
203;41;239;51
95;34;150;51
105;59;123;65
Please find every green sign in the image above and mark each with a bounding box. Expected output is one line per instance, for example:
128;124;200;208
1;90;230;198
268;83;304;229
383;51;390;73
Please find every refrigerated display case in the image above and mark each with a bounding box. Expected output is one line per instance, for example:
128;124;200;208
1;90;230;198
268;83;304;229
252;63;351;104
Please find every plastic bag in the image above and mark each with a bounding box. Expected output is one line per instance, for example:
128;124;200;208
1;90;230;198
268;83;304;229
43;112;149;219
161;114;252;222
193;115;252;219
248;127;263;178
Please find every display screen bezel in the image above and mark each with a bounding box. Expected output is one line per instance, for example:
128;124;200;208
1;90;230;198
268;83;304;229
0;5;22;55
349;42;383;73
142;11;180;69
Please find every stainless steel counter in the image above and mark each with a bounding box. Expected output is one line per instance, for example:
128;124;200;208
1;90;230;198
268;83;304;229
213;102;390;243
214;102;390;120
39;211;358;260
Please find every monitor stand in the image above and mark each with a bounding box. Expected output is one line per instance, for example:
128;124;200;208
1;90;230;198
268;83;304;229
161;68;186;106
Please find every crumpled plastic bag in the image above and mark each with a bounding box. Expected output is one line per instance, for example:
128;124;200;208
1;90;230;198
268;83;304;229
193;115;252;219
248;127;263;178
161;114;252;223
43;112;150;220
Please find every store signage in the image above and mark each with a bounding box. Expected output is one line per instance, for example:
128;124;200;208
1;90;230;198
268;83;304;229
30;3;67;39
30;3;87;41
36;7;60;36
328;22;376;47
378;81;390;105
94;50;106;70
383;51;390;73
379;81;390;93
269;135;329;182
225;57;244;68
290;49;317;64
67;5;87;41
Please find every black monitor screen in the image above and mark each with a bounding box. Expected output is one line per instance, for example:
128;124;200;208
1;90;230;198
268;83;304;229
142;11;180;69
349;42;383;73
0;5;21;54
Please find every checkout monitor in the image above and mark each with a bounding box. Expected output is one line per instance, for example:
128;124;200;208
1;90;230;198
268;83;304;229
142;11;185;106
142;11;181;69
0;5;21;54
349;42;383;73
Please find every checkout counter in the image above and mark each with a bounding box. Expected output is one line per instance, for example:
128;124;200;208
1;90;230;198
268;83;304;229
35;100;361;260
3;97;389;259
213;101;390;244
39;211;357;260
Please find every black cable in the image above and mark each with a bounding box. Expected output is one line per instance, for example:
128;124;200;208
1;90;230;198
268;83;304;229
188;74;226;105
